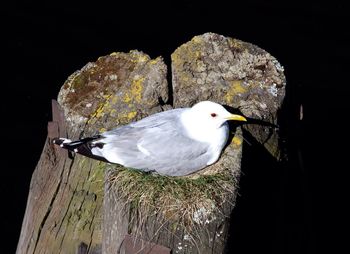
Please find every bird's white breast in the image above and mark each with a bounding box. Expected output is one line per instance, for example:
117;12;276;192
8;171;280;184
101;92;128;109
181;110;229;165
206;123;229;164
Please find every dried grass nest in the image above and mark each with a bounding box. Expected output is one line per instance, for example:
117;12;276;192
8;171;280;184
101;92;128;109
108;165;240;234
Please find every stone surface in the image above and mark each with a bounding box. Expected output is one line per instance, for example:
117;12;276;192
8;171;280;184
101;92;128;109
17;33;286;254
17;51;169;254
58;50;169;136
172;33;286;158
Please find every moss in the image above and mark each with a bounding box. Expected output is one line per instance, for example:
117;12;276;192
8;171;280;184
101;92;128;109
52;158;105;252
72;160;105;236
64;72;91;106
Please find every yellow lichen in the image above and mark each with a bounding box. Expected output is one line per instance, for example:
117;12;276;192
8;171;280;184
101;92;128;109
88;95;112;123
122;76;144;103
225;80;247;104
138;55;149;63
127;111;137;120
111;95;118;104
170;51;193;85
129;50;150;63
231;136;242;147
127;111;137;119
171;52;180;66
227;38;243;49
123;93;132;103
95;104;106;118
149;59;159;65
118;111;137;122
172;40;202;70
110;109;117;115
192;35;203;44
130;76;144;102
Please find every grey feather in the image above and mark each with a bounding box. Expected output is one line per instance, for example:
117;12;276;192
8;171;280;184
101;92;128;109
95;108;212;176
53;101;243;176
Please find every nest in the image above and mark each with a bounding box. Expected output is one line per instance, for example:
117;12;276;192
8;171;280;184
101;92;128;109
108;165;239;237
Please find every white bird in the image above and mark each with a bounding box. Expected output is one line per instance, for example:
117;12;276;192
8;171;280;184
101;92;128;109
53;101;246;176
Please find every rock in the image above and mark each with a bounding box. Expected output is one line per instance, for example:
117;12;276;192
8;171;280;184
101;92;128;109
172;33;286;158
17;33;286;254
58;50;169;136
16;51;169;254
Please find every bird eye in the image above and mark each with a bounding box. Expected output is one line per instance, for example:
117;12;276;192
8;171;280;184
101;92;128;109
211;113;217;117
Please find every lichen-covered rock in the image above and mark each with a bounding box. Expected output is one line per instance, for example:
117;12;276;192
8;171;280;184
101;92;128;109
17;51;169;254
18;33;286;254
58;50;169;136
172;33;286;158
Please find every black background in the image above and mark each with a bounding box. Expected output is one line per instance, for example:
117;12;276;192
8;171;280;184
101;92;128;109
2;1;348;253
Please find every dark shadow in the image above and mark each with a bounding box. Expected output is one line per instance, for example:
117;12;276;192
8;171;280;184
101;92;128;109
163;55;174;106
225;129;282;253
225;82;311;253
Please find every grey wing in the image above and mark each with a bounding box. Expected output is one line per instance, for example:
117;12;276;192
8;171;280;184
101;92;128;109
98;109;211;176
128;108;187;128
135;124;212;176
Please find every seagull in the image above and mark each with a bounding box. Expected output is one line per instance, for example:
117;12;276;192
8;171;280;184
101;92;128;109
53;101;246;176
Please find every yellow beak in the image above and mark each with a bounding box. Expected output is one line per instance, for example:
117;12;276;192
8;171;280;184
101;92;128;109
225;114;247;122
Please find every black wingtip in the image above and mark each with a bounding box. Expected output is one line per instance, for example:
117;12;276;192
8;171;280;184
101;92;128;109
52;138;60;144
52;138;71;147
52;138;64;146
52;137;110;163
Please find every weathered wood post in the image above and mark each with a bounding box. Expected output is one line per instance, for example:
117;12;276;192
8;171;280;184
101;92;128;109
17;33;285;254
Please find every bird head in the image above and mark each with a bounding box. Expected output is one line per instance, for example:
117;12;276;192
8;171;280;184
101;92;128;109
190;101;247;129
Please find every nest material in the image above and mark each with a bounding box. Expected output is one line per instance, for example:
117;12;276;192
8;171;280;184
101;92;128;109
108;165;239;235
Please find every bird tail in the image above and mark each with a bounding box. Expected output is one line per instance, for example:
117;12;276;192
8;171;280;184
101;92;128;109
52;137;109;162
